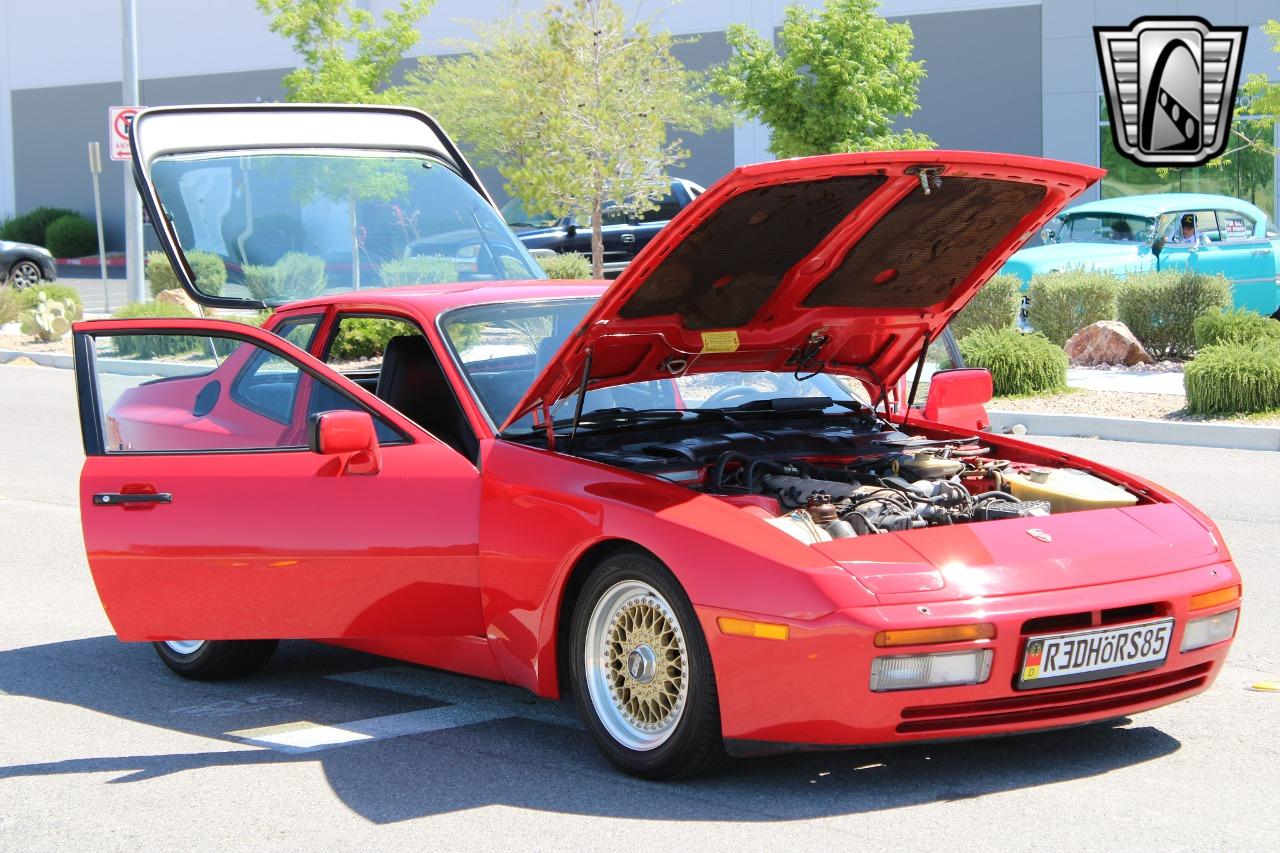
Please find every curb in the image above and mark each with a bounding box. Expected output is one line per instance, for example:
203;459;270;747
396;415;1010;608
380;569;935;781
0;350;206;378
989;410;1280;452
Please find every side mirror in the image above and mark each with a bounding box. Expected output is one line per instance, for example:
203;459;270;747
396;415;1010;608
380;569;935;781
564;221;577;237
1151;236;1165;258
1040;227;1057;243
922;368;993;431
309;410;381;475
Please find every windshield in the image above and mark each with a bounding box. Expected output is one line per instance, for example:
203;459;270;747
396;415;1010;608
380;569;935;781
149;151;545;304
440;298;869;431
1055;213;1154;244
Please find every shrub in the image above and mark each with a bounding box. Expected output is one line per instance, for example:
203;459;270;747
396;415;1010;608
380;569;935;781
0;288;18;324
243;252;326;302
537;252;593;280
1117;270;1231;359
0;206;78;246
1192;307;1280;349
1025;271;1119;346
1185;339;1280;415
147;250;226;297
958;328;1068;396
44;214;98;259
16;283;79;311
109;301;200;359
950;274;1022;340
328;317;418;361
378;255;458;286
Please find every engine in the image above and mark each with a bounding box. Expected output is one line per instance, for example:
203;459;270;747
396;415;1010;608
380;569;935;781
707;442;1055;541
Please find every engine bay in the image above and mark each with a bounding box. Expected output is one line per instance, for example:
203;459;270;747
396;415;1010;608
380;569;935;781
563;407;1141;543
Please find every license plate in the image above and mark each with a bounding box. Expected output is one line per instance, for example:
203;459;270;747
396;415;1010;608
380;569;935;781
1018;618;1174;689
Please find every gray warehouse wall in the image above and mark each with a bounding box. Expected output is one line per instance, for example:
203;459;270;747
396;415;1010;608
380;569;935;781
11;69;286;252
892;4;1042;156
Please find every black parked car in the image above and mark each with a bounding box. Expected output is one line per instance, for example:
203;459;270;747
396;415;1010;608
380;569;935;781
0;240;57;289
503;179;705;277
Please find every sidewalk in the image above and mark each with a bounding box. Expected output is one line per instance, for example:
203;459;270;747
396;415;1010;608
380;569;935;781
1066;366;1184;396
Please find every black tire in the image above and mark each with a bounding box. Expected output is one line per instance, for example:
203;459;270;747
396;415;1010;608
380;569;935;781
7;259;43;290
152;640;279;681
570;550;728;779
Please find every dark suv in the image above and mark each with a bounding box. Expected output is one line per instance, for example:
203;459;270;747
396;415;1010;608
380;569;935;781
503;178;704;277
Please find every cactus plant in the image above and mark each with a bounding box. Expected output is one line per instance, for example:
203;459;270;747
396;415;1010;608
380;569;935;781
18;290;83;342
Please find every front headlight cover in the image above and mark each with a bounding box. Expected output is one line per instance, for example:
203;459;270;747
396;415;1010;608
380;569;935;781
1181;608;1239;652
870;649;993;692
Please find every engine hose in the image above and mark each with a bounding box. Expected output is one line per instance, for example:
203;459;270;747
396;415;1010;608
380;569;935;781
972;491;1019;503
710;451;750;492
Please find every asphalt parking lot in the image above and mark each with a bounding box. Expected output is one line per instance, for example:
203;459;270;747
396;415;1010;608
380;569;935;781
1;362;1276;851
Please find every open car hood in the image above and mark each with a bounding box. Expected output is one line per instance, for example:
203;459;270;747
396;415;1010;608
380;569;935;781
500;151;1102;432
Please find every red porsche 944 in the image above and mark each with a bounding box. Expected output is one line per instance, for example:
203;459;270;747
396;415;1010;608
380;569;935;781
71;105;1241;778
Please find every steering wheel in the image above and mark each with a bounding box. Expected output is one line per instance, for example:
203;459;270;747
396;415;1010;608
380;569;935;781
700;385;766;409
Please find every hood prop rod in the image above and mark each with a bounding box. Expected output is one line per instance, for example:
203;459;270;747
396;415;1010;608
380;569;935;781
566;346;594;452
903;331;934;425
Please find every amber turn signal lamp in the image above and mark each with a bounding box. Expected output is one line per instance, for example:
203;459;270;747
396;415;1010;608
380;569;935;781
874;623;995;648
1190;584;1241;611
717;617;789;641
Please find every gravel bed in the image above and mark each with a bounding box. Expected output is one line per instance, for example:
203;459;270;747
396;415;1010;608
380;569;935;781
993;388;1280;427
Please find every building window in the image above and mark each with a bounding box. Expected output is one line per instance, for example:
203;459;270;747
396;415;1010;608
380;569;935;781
1099;97;1278;220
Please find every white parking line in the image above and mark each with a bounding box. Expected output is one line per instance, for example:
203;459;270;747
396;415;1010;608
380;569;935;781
225;666;580;753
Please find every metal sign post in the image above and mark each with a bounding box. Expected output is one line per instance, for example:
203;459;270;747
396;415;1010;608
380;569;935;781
87;142;110;314
120;0;144;304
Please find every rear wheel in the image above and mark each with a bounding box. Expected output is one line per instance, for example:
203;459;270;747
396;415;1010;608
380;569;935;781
152;639;278;680
570;551;727;779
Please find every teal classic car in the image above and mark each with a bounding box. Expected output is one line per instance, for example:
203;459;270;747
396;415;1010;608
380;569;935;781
1000;193;1280;317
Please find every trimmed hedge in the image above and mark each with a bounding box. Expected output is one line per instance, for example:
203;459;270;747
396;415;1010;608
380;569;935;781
537;252;593;280
1185;339;1280;415
1193;307;1280;348
958;328;1068;396
378;255;458;286
0;206;78;246
16;283;79;311
1025;271;1120;346
1117;270;1232;359
44;214;98;259
110;300;200;359
243;252;326;302
147;250;227;297
950;274;1022;340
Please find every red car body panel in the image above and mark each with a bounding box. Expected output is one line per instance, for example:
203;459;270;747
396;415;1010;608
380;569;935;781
73;147;1240;755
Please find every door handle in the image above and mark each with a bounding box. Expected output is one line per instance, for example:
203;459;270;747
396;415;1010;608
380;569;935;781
620;234;636;243
93;492;173;506
1251;248;1271;255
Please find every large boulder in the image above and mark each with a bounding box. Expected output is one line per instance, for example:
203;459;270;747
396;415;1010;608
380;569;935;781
1065;320;1154;366
153;288;200;317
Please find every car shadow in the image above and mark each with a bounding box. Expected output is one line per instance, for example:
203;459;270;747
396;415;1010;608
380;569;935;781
0;636;1182;824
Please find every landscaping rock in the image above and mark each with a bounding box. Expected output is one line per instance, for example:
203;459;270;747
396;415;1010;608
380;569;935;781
153;288;199;317
1065;320;1154;367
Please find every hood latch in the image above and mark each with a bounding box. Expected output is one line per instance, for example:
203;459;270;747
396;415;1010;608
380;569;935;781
906;165;944;196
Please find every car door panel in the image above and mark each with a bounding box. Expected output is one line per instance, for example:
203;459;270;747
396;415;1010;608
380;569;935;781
75;318;483;642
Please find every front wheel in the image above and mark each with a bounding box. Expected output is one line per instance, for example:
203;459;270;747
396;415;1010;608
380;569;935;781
570;551;727;779
152;639;278;681
6;259;43;289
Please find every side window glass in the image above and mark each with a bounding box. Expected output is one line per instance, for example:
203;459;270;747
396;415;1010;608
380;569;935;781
1216;210;1254;242
272;315;321;350
89;331;394;453
639;193;682;224
326;314;423;373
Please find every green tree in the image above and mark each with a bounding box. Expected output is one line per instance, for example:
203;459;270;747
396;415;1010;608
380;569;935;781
396;0;726;278
257;0;433;103
712;0;932;158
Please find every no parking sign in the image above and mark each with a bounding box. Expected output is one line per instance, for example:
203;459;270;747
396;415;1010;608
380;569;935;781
109;106;144;161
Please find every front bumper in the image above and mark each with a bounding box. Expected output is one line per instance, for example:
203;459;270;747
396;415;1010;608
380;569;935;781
698;561;1239;753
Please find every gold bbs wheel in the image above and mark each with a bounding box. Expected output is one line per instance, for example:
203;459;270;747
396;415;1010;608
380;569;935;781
584;580;689;750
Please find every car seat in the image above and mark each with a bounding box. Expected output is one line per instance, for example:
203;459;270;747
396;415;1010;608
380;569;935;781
376;335;478;460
